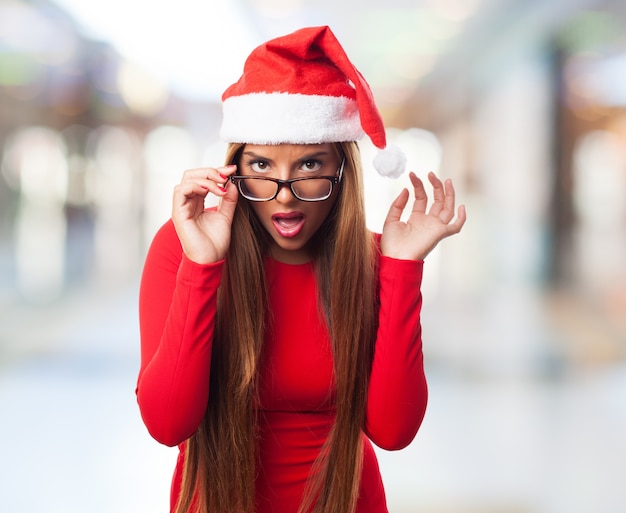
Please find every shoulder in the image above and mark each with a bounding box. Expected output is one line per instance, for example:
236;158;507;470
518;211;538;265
151;218;181;251
144;219;183;272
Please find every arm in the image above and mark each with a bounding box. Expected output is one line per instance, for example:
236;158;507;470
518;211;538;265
136;220;223;446
365;171;466;450
136;163;239;446
364;256;426;450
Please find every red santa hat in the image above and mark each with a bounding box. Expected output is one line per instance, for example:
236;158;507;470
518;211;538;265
220;26;406;178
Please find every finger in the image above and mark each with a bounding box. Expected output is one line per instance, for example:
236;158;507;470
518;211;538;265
445;204;467;235
427;172;445;217
173;181;210;203
210;164;238;195
216;164;237;182
181;167;217;183
384;188;410;226
409;172;428;214
182;165;235;185
438;178;457;224
172;182;210;221
182;165;237;197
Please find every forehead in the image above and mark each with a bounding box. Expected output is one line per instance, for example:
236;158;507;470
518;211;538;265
242;143;337;160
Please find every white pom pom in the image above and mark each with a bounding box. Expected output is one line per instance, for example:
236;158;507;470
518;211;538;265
373;144;406;178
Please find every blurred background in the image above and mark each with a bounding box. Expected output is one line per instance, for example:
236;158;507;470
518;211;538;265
1;0;625;512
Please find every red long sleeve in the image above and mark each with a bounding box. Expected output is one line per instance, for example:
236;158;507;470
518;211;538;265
365;257;427;450
136;220;223;446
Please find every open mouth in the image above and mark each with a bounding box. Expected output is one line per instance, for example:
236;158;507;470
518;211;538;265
271;212;305;238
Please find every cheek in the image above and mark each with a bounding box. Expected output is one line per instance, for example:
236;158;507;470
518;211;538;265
303;202;336;237
249;203;272;225
317;194;340;222
314;203;335;225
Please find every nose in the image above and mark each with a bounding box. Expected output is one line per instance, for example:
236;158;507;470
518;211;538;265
274;180;297;203
273;166;298;203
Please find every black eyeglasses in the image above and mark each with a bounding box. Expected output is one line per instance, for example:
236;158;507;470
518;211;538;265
230;159;345;202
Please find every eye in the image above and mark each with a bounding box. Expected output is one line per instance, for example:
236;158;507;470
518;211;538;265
300;159;323;173
248;160;269;173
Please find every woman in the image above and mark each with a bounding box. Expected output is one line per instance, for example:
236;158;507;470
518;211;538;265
137;26;466;513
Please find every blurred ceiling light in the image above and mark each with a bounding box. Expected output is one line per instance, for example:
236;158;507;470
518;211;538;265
563;54;596;103
428;16;464;42
0;2;77;66
562;53;624;120
558;10;621;54
584;53;626;107
426;0;482;22
368;34;439;98
143;125;198;239
249;0;304;16
144;125;197;177
573;130;626;228
355;6;469;95
0;2;52;52
8;126;69;303
90;126;142;210
117;61;169;117
0;53;43;87
3;126;68;204
359;8;449;55
0;3;77;94
375;86;416;107
390;51;438;82
394;127;442;176
52;0;260;101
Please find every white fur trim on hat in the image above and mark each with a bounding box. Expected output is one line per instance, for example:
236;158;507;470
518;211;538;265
220;92;364;145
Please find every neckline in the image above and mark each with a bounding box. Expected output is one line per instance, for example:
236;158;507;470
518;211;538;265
265;256;314;269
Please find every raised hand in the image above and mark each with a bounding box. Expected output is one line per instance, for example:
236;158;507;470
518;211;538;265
171;164;239;264
380;171;466;261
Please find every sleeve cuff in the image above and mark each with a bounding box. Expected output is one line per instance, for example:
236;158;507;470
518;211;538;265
379;255;424;284
177;254;225;286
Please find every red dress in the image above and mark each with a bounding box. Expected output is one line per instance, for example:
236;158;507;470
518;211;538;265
137;220;428;512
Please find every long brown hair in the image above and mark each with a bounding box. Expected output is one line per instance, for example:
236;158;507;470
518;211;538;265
174;141;378;513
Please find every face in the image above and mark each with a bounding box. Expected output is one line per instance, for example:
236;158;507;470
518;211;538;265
237;143;343;264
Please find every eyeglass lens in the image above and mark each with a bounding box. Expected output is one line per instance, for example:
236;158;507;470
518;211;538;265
239;178;332;201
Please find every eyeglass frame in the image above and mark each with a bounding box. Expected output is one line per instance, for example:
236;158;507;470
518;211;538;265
229;158;345;202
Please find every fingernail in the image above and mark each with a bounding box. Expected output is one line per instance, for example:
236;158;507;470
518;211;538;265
218;185;227;193
219;173;227;180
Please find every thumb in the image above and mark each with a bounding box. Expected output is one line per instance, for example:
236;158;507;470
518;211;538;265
217;181;239;222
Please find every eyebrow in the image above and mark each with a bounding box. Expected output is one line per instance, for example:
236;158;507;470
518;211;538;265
241;150;332;162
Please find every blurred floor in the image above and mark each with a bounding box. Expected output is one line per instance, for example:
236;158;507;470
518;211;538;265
1;281;625;513
0;282;176;513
